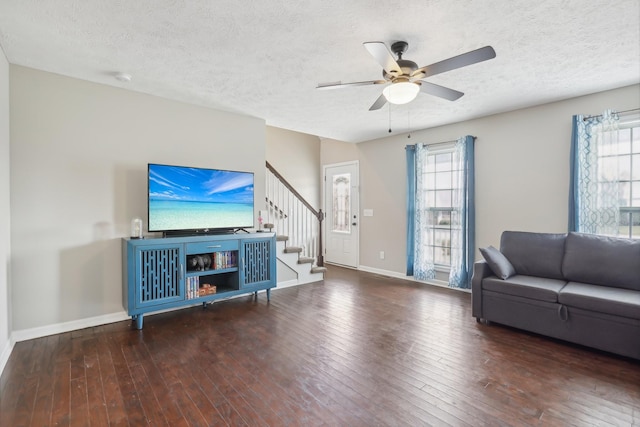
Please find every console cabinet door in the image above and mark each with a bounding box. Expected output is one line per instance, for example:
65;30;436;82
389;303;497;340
134;244;185;308
240;238;275;289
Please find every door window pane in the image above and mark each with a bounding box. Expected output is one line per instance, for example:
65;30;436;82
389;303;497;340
332;173;351;233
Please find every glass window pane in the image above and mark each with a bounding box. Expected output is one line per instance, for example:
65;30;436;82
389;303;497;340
437;211;451;226
632;154;640;180
435;172;452;189
434;190;452;208
618;182;630;207
332;173;350;233
618;155;631;180
633;182;640;207
426;190;436;207
633;128;640;153
632;212;640;239
426;172;435;188
434;153;452;172
434;228;451;265
617;128;631;154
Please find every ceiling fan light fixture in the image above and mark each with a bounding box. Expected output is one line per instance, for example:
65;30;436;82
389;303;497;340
382;81;420;105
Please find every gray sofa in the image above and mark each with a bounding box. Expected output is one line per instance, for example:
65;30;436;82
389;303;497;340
472;231;640;360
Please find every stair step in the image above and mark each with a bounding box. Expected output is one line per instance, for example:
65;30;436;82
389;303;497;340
311;266;328;274
283;246;302;254
276;235;288;242
298;257;314;264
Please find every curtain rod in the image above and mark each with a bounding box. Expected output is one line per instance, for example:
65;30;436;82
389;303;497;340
405;136;477;150
583;108;640;121
422;139;458;147
422;135;477;147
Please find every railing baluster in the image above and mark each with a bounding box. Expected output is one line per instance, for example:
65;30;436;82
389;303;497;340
265;161;324;266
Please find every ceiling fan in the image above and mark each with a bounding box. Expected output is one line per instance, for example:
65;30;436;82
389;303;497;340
317;41;496;110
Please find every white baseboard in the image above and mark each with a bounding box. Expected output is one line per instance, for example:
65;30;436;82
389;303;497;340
11;311;130;343
276;279;300;289
357;265;411;280
0;336;15;379
357;265;471;293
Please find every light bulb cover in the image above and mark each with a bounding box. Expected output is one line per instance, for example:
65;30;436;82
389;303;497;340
382;82;420;105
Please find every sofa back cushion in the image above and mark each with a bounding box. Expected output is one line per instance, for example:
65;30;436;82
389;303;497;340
500;231;567;280
562;232;640;291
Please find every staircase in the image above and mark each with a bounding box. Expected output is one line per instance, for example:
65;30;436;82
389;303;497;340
273;232;327;288
264;160;327;287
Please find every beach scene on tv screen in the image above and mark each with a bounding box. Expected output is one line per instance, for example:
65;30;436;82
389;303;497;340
148;164;254;231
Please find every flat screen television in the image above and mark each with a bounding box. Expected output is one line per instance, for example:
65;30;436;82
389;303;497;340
147;163;254;235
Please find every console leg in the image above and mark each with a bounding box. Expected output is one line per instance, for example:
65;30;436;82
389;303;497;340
266;288;271;301
134;315;144;330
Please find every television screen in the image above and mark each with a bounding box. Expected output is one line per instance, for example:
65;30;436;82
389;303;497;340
147;163;254;233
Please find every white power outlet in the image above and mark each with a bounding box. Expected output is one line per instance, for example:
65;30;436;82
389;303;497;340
379;251;385;260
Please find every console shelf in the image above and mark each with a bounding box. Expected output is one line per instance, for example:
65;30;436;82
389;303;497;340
122;233;276;329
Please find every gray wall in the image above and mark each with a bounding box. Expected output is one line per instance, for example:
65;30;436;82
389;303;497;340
10;65;266;332
322;84;640;277
265;126;321;209
0;45;11;367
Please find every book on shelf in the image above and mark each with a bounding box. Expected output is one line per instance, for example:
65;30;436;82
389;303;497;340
186;276;200;300
212;251;237;269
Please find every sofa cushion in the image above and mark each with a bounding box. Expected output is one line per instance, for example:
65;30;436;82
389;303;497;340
482;275;566;303
562;232;640;291
559;282;640;320
500;231;567;280
479;246;516;279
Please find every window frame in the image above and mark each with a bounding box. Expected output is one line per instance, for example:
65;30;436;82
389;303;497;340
599;119;640;239
418;144;460;270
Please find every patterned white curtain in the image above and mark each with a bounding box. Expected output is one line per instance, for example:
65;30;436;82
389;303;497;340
570;110;620;235
413;143;436;280
448;136;474;288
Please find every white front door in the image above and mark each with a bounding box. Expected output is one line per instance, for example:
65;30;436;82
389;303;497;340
323;162;359;268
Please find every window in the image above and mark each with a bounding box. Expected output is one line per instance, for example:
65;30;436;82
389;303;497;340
406;136;475;289
570;110;640;239
604;122;640;238
331;173;351;233
420;150;461;268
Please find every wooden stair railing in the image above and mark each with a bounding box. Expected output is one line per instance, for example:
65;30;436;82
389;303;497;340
265;161;324;267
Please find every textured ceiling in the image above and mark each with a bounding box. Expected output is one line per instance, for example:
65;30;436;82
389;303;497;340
0;0;638;143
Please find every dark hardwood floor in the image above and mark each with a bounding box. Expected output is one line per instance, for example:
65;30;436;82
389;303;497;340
1;265;639;426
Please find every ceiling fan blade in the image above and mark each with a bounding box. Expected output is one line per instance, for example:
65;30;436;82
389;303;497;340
317;80;386;90
369;93;387;111
363;42;402;76
411;46;496;80
420;82;464;101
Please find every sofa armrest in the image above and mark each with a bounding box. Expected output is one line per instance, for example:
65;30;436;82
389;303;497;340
471;260;493;319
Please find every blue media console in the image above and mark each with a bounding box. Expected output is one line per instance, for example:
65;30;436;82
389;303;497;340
122;233;277;329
